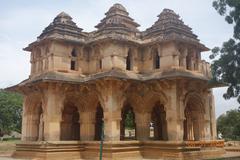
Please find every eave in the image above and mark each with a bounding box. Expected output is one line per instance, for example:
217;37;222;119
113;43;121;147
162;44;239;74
6;69;211;94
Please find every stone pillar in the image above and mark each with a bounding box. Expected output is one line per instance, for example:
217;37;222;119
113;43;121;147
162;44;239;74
166;109;179;141
166;84;182;141
193;118;200;141
179;96;185;141
43;85;64;141
97;80;127;141
38;114;44;141
189;120;194;140
104;111;121;141
80;111;96;141
21;97;28;141
203;120;211;140
28;118;40;141
21;96;42;141
24;116;35;141
211;94;217;140
135;112;151;140
181;48;188;69
190;57;194;71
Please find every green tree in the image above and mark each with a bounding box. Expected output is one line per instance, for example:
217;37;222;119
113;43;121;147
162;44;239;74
0;89;23;136
211;0;240;103
125;111;135;129
217;109;240;140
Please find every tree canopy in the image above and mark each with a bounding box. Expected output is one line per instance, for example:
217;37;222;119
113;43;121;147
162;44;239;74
211;0;240;103
125;111;135;129
0;89;23;136
217;109;240;140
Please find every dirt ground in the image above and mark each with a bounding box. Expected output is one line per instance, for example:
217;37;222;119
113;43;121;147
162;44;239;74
0;141;18;156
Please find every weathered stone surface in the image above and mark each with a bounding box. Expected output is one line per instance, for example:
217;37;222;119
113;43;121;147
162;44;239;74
7;3;223;160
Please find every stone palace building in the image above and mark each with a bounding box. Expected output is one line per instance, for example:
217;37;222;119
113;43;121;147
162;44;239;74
8;3;224;160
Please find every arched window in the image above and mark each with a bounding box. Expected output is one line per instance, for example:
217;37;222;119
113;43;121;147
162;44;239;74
153;49;160;69
61;104;80;141
70;49;78;71
26;100;44;141
126;50;132;70
183;96;204;141
151;103;167;140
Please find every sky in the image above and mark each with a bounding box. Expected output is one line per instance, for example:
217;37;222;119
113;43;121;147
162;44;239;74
0;0;239;117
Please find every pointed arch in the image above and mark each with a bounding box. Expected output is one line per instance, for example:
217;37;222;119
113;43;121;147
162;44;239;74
60;93;84;141
60;100;80;140
183;92;205;141
24;94;44;141
150;101;168;140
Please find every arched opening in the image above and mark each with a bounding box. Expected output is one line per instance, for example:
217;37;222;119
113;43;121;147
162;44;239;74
151;103;168;140
126;50;132;71
120;104;136;140
61;103;80;140
95;104;104;140
183;96;204;141
37;105;44;141
152;49;160;69
26;99;44;141
70;49;78;71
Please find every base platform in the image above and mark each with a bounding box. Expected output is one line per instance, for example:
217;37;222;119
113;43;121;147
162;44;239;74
12;140;225;160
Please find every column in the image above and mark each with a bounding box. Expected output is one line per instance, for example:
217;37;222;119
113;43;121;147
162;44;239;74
21;97;28;141
135;112;151;140
97;80;127;141
203;120;211;140
190;57;194;71
179;97;185;141
43;85;64;141
104;111;121;141
80;111;96;141
193;118;200;141
181;48;188;69
166;84;182;141
189;120;194;140
28;117;39;141
166;109;179;140
21;97;40;141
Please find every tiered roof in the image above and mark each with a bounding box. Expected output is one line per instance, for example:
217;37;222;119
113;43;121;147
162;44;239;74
143;9;207;49
38;12;86;41
94;3;140;36
25;4;208;51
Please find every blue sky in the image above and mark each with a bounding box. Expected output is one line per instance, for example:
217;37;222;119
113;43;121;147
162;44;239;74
0;0;239;117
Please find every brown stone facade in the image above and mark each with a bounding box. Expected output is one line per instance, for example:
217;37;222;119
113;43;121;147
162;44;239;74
8;3;224;160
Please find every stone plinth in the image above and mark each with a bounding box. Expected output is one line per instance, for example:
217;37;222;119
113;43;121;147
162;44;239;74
13;140;225;160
